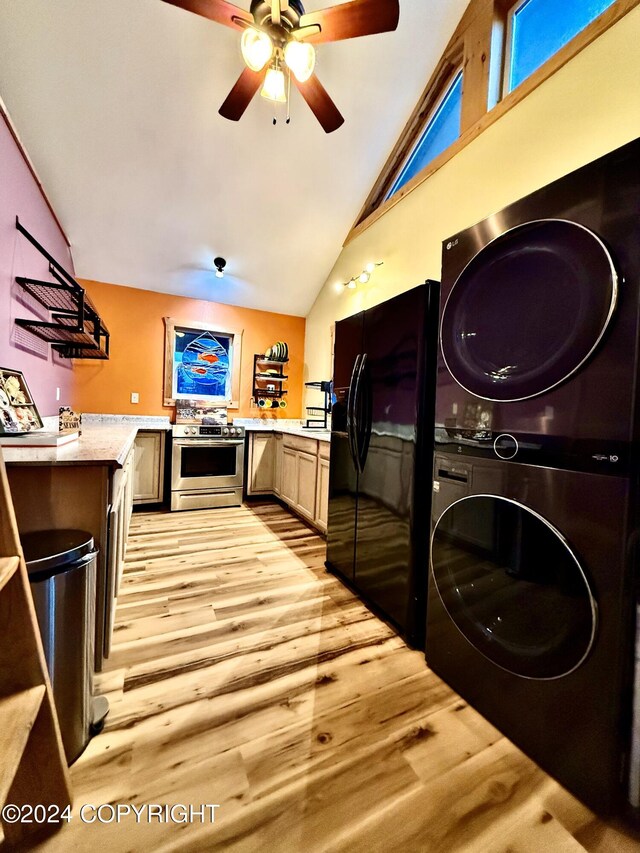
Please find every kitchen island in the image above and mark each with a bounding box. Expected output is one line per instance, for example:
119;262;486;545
4;416;170;671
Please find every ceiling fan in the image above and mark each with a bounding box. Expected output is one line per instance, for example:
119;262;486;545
161;0;400;133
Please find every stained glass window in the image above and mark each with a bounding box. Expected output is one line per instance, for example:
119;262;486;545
172;328;233;402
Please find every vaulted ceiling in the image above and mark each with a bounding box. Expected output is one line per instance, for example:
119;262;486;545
0;0;468;315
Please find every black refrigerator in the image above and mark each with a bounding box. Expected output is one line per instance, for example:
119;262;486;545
326;281;440;648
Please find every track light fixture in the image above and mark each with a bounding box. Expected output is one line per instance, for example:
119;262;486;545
214;257;226;279
341;261;383;290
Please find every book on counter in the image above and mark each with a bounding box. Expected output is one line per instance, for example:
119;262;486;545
0;429;79;447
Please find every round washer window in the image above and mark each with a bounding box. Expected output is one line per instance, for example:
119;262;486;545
441;219;617;401
431;495;597;679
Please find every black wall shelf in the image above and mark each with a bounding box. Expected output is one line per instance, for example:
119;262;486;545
253;354;289;402
304;381;331;429
14;218;110;360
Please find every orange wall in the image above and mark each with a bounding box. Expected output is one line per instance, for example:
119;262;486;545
72;279;306;419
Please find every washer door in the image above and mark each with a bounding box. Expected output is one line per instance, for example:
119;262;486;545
441;219;617;401
431;495;597;679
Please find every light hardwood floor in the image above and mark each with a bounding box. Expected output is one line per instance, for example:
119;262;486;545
27;503;640;852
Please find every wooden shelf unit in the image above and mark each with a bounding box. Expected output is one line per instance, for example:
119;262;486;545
0;555;19;594
0;449;71;846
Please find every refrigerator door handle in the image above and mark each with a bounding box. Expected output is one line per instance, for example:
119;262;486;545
353;353;368;473
347;354;362;471
357;355;372;471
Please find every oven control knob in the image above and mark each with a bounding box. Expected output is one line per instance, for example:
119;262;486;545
223;428;229;435
186;427;194;435
494;433;518;460
230;428;236;435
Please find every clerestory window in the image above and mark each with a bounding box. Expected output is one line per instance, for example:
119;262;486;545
505;0;618;92
385;69;463;202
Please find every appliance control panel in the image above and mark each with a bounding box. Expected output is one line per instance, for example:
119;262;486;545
172;424;245;439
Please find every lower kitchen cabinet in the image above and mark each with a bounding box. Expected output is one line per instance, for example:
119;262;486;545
315;454;330;534
296;451;317;521
247;432;275;495
273;433;283;497
280;446;298;506
246;431;329;532
105;447;135;658
133;429;166;504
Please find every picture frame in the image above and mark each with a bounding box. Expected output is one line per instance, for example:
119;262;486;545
0;367;43;434
163;318;242;409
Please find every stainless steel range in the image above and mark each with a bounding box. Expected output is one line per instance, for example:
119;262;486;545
171;424;245;511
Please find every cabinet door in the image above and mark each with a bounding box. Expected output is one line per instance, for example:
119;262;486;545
273;433;283;496
124;448;135;540
315;456;330;533
296;451;317;521
281;448;298;506
248;433;275;495
133;431;164;504
104;498;120;659
116;471;128;593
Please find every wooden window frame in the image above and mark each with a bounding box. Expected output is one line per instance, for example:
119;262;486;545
163;317;243;409
346;0;639;246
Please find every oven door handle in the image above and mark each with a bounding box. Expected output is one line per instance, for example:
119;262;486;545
173;439;244;447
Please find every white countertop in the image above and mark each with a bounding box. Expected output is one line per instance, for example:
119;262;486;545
236;419;331;443
2;414;171;468
0;413;331;467
2;423;138;468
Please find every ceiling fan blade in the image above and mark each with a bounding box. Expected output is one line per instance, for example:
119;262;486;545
161;0;252;31
293;74;344;134
299;0;399;44
219;67;267;121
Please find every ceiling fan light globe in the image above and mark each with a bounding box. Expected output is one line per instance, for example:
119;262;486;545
284;40;315;83
241;28;274;72
261;67;287;102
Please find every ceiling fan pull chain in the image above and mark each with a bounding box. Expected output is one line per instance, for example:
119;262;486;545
286;67;291;124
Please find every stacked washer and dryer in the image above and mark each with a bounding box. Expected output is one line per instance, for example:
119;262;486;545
426;137;640;817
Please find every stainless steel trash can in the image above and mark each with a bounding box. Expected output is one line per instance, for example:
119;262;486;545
23;529;106;764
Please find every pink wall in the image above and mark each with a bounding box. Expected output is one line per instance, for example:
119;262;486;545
0;111;75;416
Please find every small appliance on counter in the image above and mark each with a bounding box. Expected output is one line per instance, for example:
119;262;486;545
171;422;245;511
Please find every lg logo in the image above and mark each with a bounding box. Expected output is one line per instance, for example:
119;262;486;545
446;238;459;250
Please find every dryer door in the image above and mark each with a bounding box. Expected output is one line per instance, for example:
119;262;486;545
440;219;617;402
431;495;597;679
